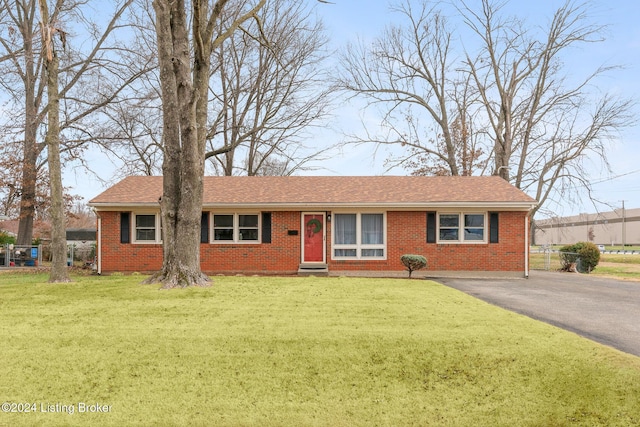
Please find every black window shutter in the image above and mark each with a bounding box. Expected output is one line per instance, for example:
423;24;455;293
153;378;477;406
490;212;499;243
120;212;130;243
201;212;209;243
426;211;436;243
262;212;272;244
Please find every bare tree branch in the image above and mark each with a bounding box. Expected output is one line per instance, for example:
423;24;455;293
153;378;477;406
338;0;636;219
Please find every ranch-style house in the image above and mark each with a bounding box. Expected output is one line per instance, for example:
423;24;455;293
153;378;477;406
88;175;537;277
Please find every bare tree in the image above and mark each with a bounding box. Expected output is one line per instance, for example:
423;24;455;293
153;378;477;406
0;150;24;218
0;150;80;225
462;0;635;216
99;0;333;180
399;113;488;176
37;0;69;282
95;89;164;177
338;0;635;218
146;0;266;288
205;0;333;176
338;1;483;176
0;0;47;245
384;75;489;176
84;1;165;180
148;0;334;287
0;0;150;245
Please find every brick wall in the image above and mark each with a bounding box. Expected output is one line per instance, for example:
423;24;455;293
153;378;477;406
97;210;528;274
328;211;528;272
98;211;163;273
200;211;300;274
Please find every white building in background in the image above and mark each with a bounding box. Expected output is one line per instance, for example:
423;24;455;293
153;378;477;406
534;208;640;247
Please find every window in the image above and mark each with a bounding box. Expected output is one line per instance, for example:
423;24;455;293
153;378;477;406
437;212;486;243
212;213;259;243
464;214;485;241
439;214;459;241
238;214;259;241
213;215;234;241
333;213;385;259
133;213;161;243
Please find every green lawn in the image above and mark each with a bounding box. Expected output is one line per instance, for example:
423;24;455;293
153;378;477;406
1;273;639;426
600;253;640;264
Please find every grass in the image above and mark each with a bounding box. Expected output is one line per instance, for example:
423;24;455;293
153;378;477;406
531;245;640;252
1;274;640;426
600;253;640;264
592;255;640;280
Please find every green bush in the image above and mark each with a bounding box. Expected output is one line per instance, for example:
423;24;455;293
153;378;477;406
559;242;600;273
0;231;16;245
400;254;427;278
558;244;578;271
575;242;601;272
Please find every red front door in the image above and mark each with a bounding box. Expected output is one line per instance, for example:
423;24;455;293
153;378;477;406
302;213;325;263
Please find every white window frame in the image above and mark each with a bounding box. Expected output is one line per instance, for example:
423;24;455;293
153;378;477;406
211;212;260;244
332;212;386;260
133;213;162;244
437;212;487;244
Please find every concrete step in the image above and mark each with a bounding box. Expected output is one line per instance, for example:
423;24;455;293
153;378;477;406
298;263;329;276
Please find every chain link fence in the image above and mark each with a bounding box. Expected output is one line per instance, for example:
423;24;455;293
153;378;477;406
1;243;95;268
0;244;43;267
529;246;588;273
531;246;592;273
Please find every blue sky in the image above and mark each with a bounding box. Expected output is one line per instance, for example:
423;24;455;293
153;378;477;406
310;0;640;218
66;0;640;218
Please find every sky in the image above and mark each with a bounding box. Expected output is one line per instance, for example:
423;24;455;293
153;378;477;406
64;0;640;219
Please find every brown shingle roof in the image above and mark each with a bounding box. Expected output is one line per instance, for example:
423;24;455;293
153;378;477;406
89;175;536;209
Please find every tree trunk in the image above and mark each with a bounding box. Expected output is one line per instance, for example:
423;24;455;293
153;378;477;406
45;54;70;283
145;0;265;288
17;17;41;246
16;140;38;246
39;0;70;283
143;0;210;289
9;0;141;247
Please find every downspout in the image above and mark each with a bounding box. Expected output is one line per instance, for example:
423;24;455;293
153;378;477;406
524;209;531;278
95;211;102;275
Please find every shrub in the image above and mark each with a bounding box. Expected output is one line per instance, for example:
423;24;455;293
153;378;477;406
575;242;601;272
400;254;427;278
558;244;578;271
559;242;600;273
0;231;16;245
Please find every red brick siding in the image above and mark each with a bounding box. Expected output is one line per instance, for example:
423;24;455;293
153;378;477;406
98;211;163;273
97;210;528;274
200;211;300;274
327;211;527;272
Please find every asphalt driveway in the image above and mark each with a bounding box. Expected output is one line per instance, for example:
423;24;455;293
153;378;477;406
436;270;640;357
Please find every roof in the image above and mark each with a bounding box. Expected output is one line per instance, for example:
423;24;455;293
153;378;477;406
89;176;537;210
0;219;18;236
66;228;97;241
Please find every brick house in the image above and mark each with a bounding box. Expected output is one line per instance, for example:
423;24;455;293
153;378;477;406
88;175;536;277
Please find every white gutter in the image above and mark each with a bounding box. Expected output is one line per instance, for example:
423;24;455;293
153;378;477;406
89;201;536;211
204;202;536;210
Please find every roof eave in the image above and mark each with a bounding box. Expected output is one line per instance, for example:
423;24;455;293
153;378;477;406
88;202;160;210
90;201;537;211
202;201;537;210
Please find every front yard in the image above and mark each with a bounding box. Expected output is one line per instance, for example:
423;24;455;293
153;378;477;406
1;273;639;426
